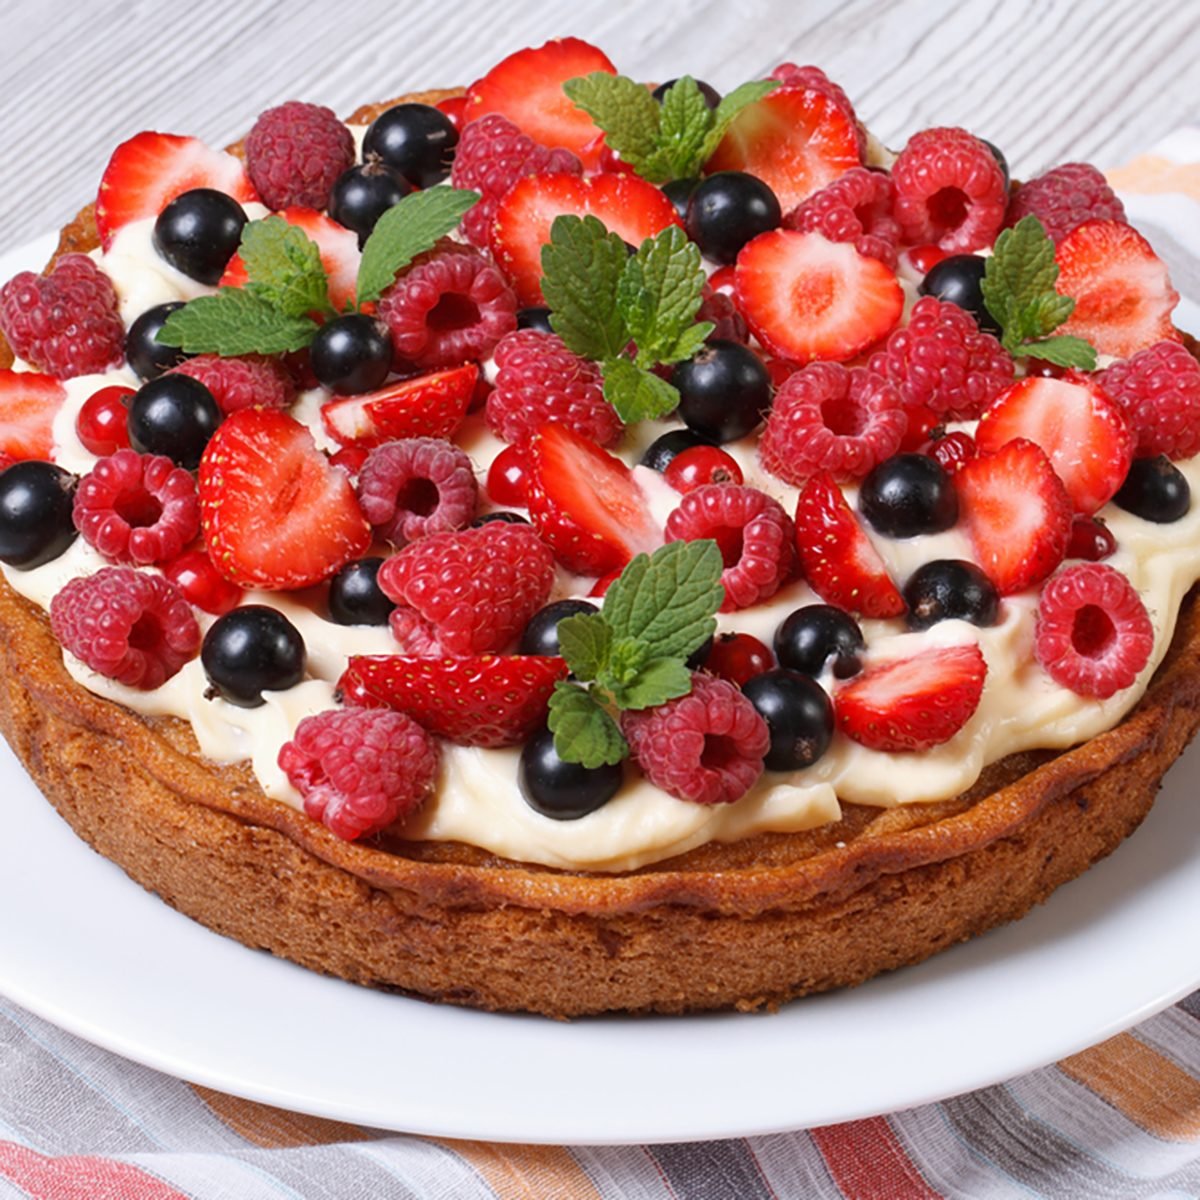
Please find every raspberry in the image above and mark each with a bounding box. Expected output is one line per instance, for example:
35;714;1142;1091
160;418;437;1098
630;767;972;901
867;295;1014;419
0;255;124;380
1097;341;1200;460
170;354;296;416
1034;562;1153;699
664;484;794;611
621;673;769;806
486;329;622;446
356;437;478;547
768;64;866;157
73;449;200;566
278;708;438;840
696;284;748;344
784;167;901;269
450;114;583;247
891;127;1007;253
377;246;518;371
50;566;200;689
378;521;554;656
1006;163;1126;243
758;362;905;485
244;100;355;212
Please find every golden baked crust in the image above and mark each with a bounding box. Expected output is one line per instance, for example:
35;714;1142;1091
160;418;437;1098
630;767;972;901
2;92;1199;1016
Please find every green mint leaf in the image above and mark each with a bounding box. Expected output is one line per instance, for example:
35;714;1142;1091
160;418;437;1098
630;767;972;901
156;289;319;355
644;76;715;182
548;681;628;768
239;216;332;319
355;187;480;306
602;540;724;661
661;321;714;367
555;612;613;683
605;656;692;712
542;214;631;360
699;78;779;162
563;73;661;174
1017;335;1098;370
602;356;680;423
604;636;653;686
617;225;708;367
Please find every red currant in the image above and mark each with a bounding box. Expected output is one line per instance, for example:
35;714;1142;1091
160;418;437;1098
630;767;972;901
589;569;621;598
708;265;737;295
899;404;941;452
487;443;531;507
763;356;798;391
1066;514;1117;562
703;632;774;687
926;430;977;474
906;244;950;275
435;94;467;130
1024;359;1068;379
329;446;369;477
663;445;744;493
163;549;243;615
76;385;134;456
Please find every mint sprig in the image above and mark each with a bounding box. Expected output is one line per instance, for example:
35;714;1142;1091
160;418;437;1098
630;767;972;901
547;541;725;768
980;215;1097;369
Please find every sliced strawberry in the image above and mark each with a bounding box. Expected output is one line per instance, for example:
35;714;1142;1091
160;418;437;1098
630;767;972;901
221;207;360;310
463;38;617;169
792;470;905;618
320;365;477;447
525;422;659;575
492;172;683;305
735;229;903;364
836;643;987;752
706;86;861;211
956;438;1072;596
975;373;1134;514
338;653;568;748
199;408;370;588
0;371;66;461
95;132;258;250
1055;220;1181;359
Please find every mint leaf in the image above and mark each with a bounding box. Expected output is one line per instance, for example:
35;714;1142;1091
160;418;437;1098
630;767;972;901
643;76;713;182
356;187;480;306
700;78;780;161
663;321;714;366
556;612;613;683
1019;335;1098;370
602;356;680;423
618;225;708;367
542;215;631;360
156;288;319;355
239;216;332;318
605;656;692;711
563;72;660;170
604;636;653;686
548;681;628;769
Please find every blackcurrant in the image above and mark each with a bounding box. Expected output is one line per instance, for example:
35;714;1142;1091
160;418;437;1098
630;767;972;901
310;314;393;395
673;339;772;443
328;557;394;626
980;138;1010;191
639;427;714;471
470;511;531;527
662;177;700;222
518;599;599;657
516;306;554;333
1113;455;1191;523
0;461;77;569
651;78;721;108
686;633;714;670
127;375;221;469
362;102;459;188
859;454;958;538
903;560;999;630
685;171;781;265
519;726;622;819
918;254;1000;335
742;669;835;771
152;188;247;285
774;604;865;679
329;162;411;247
125;302;193;381
201;606;306;707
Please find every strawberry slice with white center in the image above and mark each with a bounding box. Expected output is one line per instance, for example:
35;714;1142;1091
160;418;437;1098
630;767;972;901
492;172;683;305
463;38;617;169
1055;219;1181;359
221;207;360;310
705;86;862;211
836;642;987;752
525;422;659;575
320;365;477;447
735;229;903;364
0;370;66;461
793;470;905;618
95;131;259;250
338;653;568;748
975;373;1135;514
199;408;370;589
956;438;1072;596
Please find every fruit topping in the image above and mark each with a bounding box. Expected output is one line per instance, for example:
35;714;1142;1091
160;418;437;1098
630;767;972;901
0;461;78;569
0;370;66;462
902;559;999;630
328;161;411;247
76;385;134;457
319;364;477;447
663;444;744;493
516;306;555;333
1098;340;1200;460
684;171;782;266
784;166;900;269
125;302;191;381
362;102;459;189
201;605;306;707
1112;455;1191;523
309;314;393;396
245;100;355;212
127;375;222;469
152;188;248;284
162;548;243;616
673;339;772;444
774;604;865;679
640;428;716;472
741;667;834;769
519;599;600;658
767;63;865;156
702;631;774;687
917;254;1000;335
327;557;394;626
925;429;977;475
858;453;958;538
1005;163;1126;244
1066;514;1117;562
485;442;531;508
170;353;296;416
519;726;623;819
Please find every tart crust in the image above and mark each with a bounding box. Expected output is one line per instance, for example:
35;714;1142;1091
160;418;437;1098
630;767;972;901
2;92;1199;1017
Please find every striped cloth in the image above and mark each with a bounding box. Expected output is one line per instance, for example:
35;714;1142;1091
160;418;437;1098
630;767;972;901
5;130;1200;1200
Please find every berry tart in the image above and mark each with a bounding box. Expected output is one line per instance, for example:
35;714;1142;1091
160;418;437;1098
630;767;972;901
2;40;1200;1016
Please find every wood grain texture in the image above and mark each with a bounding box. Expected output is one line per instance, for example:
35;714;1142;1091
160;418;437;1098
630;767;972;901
1;0;1198;251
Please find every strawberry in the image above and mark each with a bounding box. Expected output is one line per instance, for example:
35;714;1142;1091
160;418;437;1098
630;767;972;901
199;408;370;588
1054;219;1181;359
0;370;66;461
220;207;360;310
705;86;861;211
525;422;659;575
836;643;987;752
734;229;903;364
463;38;617;169
338;653;568;748
792;470;905;618
95;132;258;250
975;373;1135;514
955;438;1072;595
320;365;477;447
492;173;683;305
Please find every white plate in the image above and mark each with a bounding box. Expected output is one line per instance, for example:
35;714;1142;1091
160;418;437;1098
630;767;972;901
3;235;1200;1144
